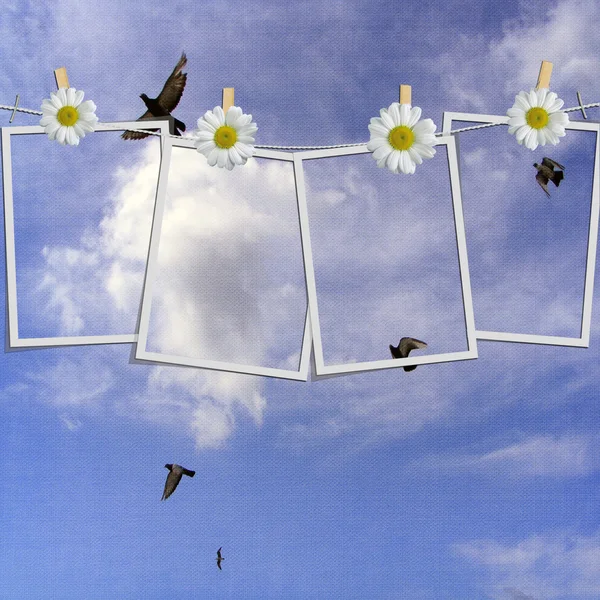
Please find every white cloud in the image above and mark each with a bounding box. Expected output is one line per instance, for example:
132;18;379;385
134;365;266;448
414;434;600;477
434;0;600;113
26;142;301;447
455;530;600;599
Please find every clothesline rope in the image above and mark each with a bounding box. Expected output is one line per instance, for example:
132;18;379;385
1;100;598;151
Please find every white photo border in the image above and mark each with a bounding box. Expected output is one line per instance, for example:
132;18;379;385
2;120;170;348
443;112;600;347
135;137;313;381
293;137;478;375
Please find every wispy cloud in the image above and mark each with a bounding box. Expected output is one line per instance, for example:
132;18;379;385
413;434;600;477
455;530;600;598
434;0;600;113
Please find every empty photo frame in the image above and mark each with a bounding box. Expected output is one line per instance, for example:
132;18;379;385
443;113;600;346
2;121;169;347
294;136;477;376
135;137;312;380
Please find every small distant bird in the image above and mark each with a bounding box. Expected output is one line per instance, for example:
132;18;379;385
389;337;428;372
216;547;224;570
161;463;195;500
534;157;565;198
123;52;188;140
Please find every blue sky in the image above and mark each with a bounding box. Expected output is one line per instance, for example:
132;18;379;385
2;0;600;599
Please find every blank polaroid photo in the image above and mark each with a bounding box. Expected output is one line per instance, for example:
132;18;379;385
294;136;477;376
135;138;311;380
443;113;600;346
2;121;169;347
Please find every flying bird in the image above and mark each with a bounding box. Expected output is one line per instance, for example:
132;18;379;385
161;463;195;500
389;337;427;372
533;157;565;198
216;547;224;570
123;52;188;140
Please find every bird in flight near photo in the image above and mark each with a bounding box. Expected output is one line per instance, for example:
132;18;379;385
389;337;428;371
534;157;565;198
122;52;188;140
161;463;195;500
216;547;224;570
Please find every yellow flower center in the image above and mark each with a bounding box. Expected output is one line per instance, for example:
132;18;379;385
57;105;79;127
388;125;415;151
525;107;549;130
214;126;237;149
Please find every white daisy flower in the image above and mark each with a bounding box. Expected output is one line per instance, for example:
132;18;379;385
507;88;569;151
39;87;98;146
367;102;437;174
192;106;258;170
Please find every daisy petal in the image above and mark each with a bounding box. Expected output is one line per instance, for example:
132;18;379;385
73;90;85;107
379;109;395;130
408;106;422;127
194;141;215;154
65;88;76;106
412;118;436;136
56;126;67;145
514;93;530;112
207;147;220;166
524;128;539;150
66;127;79;145
225;106;242;126
203;110;223;129
231;146;248;165
44;120;61;136
56;88;68;106
528;89;539;107
515;125;530;142
235;142;255;158
408;146;423;165
399;103;411;126
217;149;228;168
372;145;391;161
386;150;400;172
389;103;402;126
399;151;414;174
537;128;546;146
536;88;548;107
366;137;389;152
193;130;215;142
78;100;97;114
368;122;391;137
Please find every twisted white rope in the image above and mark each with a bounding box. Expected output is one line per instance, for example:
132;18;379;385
1;100;598;150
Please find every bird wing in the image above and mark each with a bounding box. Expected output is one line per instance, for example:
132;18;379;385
217;548;222;558
399;337;428;358
156;52;188;113
217;561;222;570
121;109;154;140
542;157;565;171
161;469;183;500
536;172;551;197
182;467;196;478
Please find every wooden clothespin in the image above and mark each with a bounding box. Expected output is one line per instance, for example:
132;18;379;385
399;84;411;105
54;67;69;89
222;87;234;113
576;91;588;119
536;60;553;89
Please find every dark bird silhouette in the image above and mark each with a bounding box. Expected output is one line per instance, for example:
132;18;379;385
534;157;565;198
216;547;224;570
123;52;188;140
389;337;428;371
161;463;195;500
